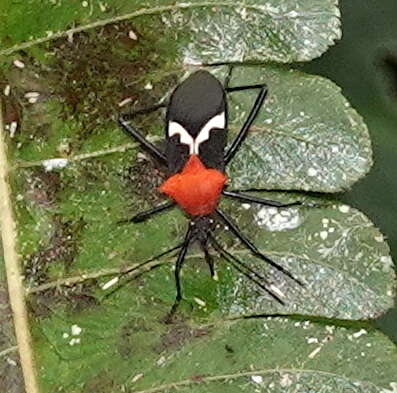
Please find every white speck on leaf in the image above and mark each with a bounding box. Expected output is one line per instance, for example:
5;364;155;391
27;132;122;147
269;284;285;299
118;97;132;107
69;338;81;346
352;329;367;339
308;346;322;358
251;375;263;384
280;373;292;387
194;297;206;307
42;158;69;171
128;30;138;40
7;358;17;366
71;324;82;336
9;121;18;138
132;373;144;383
13;59;25;69
339;205;350;213
380;256;393;271
255;206;301;231
307;168;317;177
101;277;119;290
157;356;166;366
320;231;328;240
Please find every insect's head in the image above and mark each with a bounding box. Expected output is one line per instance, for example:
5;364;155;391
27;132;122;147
165;70;228;173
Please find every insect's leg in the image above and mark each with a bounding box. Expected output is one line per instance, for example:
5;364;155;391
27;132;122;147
222;190;302;208
223;65;235;90
101;242;183;299
215;208;303;286
201;243;215;278
118;103;168;164
118;201;176;224
209;234;285;304
166;224;194;322
224;83;268;165
122;103;166;120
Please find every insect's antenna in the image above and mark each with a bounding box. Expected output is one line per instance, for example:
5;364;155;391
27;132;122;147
215;208;303;286
101;243;183;299
208;233;285;305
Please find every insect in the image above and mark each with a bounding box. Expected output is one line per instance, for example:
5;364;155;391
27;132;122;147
118;68;303;317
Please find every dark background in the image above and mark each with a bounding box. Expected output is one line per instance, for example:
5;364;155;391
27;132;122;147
304;0;397;342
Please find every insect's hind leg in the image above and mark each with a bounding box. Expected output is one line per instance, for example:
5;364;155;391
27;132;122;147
118;102;168;164
208;233;285;304
201;242;215;278
215;208;303;286
165;224;194;323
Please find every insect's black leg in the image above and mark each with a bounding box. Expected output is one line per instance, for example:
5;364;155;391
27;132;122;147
166;224;194;322
223;65;235;90
121;103;166;120
222;190;302;208
118;103;168;164
215;208;303;286
118;201;176;224
208;234;285;304
202;243;215;278
101;242;183;299
224;84;268;165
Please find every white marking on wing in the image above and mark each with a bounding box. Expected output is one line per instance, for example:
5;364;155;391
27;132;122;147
194;112;225;154
168;121;194;154
168;112;225;155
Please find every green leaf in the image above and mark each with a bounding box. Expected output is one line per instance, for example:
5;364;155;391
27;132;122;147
123;318;397;393
153;0;342;64
0;9;394;393
34;308;397;392
12;157;395;320
226;65;372;192
217;196;395;319
1;0;341;63
2;24;392;321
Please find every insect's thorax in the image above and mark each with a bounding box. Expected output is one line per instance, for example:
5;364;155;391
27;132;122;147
160;70;228;216
160;154;227;216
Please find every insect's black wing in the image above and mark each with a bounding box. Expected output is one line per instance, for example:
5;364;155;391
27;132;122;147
165;70;228;174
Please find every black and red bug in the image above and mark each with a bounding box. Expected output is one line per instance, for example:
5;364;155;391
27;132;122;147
118;68;303;316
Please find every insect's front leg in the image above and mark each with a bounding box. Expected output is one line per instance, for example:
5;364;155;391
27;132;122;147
119;102;168;164
223;69;268;165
